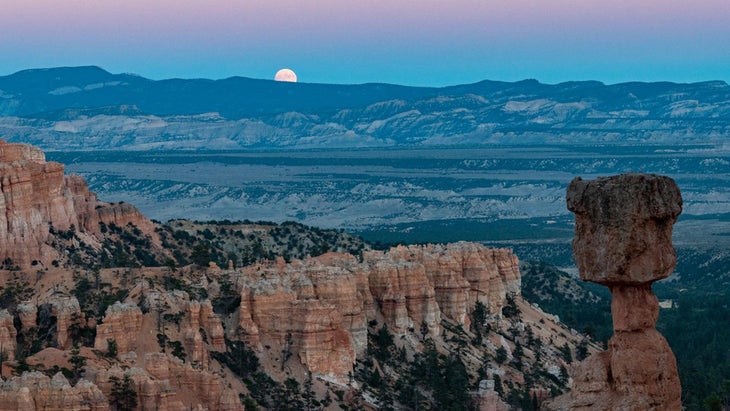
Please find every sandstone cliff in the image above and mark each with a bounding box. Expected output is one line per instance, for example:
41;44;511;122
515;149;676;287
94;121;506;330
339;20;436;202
0;241;577;410
187;300;225;352
0;371;109;411
230;242;521;381
86;353;243;411
0;139;158;269
0;353;244;411
94;302;143;355
0;310;17;362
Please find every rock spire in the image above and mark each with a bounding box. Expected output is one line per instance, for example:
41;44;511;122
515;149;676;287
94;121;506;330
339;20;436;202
546;173;682;410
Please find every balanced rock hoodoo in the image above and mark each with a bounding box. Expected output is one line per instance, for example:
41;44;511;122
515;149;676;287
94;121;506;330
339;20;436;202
546;173;682;410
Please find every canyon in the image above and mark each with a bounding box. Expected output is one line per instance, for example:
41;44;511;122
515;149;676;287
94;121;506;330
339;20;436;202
0;142;597;410
0;140;682;410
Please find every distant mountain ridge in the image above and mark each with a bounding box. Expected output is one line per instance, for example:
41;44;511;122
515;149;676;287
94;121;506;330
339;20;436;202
1;65;730;149
0;65;440;118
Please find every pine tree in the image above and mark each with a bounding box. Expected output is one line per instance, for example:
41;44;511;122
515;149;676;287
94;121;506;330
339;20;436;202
109;375;138;411
69;346;86;384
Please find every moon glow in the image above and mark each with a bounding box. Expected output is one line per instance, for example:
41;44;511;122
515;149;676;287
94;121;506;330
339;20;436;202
274;68;298;82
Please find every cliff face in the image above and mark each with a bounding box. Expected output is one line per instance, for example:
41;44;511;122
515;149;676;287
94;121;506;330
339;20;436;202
187;300;225;352
0;371;109;411
85;353;243;411
545;174;682;410
0;139;155;268
383;243;521;324
232;242;521;380
0;353;244;411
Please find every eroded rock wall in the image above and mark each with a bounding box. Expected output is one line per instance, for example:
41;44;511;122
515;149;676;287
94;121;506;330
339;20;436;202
94;302;143;355
0;310;17;362
0;371;109;411
233;242;522;380
0;140;155;268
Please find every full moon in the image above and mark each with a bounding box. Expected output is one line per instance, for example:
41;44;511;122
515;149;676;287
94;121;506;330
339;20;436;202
274;68;297;82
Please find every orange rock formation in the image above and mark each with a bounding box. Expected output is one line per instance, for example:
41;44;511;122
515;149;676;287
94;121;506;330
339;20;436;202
0;139;154;268
94;302;143;354
0;371;109;411
545;174;682;410
0;141;529;408
232;243;521;380
0;310;17;362
86;353;243;411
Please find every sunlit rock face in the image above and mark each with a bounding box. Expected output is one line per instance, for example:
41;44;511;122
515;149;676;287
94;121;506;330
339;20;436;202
545;174;682;410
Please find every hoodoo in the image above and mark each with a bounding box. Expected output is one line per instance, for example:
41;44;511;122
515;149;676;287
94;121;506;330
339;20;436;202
545;173;682;410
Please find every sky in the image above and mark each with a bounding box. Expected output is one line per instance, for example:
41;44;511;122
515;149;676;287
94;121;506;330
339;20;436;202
1;0;729;86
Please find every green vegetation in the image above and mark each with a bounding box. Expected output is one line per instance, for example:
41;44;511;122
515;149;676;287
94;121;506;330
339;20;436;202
69;346;86;384
158;219;369;269
106;339;118;358
49;222;163;269
211;274;240;315
211;338;260;378
109;375;138;411
167;340;186;361
395;340;471;410
658;295;730;410
72;271;129;324
213;338;329;410
0;277;33;312
521;262;612;343
355;216;574;246
469;301;490;345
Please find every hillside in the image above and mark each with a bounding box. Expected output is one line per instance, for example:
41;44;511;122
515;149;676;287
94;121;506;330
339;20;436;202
520;262;612;344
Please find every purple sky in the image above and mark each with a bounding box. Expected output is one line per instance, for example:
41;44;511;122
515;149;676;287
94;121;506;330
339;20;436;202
1;0;729;86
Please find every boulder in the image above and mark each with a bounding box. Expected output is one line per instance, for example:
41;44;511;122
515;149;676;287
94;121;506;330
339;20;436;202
567;173;682;284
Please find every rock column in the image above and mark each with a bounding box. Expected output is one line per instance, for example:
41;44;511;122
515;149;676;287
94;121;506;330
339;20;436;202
547;173;682;410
